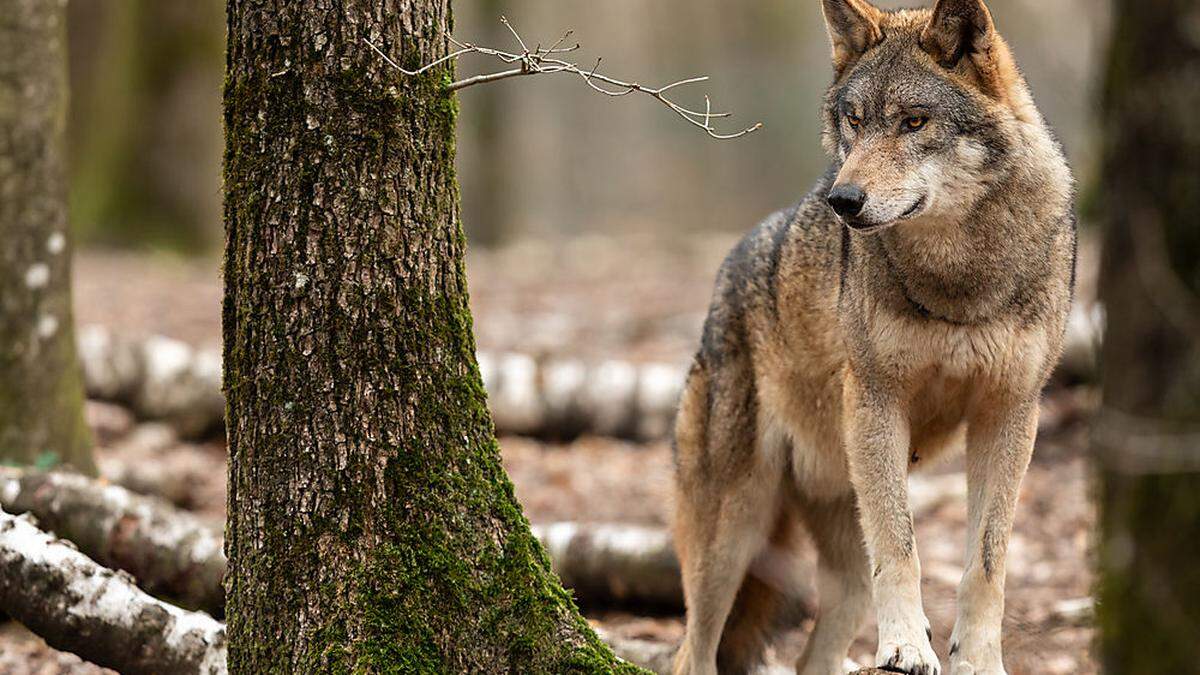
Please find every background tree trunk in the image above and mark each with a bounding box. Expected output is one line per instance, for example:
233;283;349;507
0;0;94;474
67;0;224;253
1095;0;1200;670
457;0;514;248
223;1;640;671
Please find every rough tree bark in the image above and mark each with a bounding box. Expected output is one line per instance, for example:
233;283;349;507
0;0;94;474
1094;0;1200;669
223;2;640;671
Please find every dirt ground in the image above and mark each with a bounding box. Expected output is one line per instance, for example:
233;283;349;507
2;241;1099;674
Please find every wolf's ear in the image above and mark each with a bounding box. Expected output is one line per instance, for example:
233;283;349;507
821;0;883;75
921;0;995;69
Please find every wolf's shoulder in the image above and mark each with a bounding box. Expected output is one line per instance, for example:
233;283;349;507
697;169;842;365
715;167;841;293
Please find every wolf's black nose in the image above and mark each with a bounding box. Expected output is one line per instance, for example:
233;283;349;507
827;184;866;218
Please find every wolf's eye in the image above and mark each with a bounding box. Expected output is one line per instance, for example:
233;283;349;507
845;112;862;128
903;116;929;132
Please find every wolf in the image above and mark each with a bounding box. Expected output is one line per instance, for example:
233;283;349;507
670;1;1075;673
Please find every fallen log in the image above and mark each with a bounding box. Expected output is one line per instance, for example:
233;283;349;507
77;326;225;439
77;325;687;441
2;505;668;675
77;319;1100;442
0;468;225;616
0;508;226;675
4;469;697;616
533;521;820;615
3;467;962;620
534;522;687;610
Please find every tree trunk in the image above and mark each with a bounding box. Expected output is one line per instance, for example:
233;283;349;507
1095;0;1200;670
0;0;94;474
222;2;640;672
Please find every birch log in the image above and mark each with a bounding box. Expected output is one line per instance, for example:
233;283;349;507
76;324;685;441
76;320;1099;442
0;468;225;615
0;508;226;675
0;467;961;619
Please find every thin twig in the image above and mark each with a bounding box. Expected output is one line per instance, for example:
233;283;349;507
364;17;762;141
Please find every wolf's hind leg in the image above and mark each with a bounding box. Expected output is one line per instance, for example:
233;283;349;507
672;364;785;675
672;457;784;675
795;494;871;675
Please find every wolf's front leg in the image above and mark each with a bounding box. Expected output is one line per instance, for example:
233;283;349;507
951;400;1038;675
843;373;940;675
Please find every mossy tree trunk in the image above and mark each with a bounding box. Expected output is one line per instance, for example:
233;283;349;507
222;2;641;672
1094;0;1200;670
0;0;94;475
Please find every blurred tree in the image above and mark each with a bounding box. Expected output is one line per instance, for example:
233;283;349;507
0;0;94;474
1095;0;1200;669
222;1;641;671
67;0;223;253
459;0;515;247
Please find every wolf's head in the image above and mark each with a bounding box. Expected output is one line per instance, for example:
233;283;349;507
820;0;1040;232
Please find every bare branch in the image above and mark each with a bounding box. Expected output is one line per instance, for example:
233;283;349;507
364;17;763;141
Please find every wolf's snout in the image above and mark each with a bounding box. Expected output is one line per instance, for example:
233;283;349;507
827;184;867;218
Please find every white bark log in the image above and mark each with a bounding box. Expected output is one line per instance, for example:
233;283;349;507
77;321;1099;441
77;325;689;440
77;326;223;439
533;522;687;610
3;466;705;615
0;468;225;615
0;508;226;675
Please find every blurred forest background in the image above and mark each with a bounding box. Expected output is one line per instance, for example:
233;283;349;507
67;0;1107;252
3;0;1146;673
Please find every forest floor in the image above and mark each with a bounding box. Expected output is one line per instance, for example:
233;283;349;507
1;236;1100;674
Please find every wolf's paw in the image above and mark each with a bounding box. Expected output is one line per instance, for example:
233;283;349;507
947;643;1005;675
948;628;1005;675
877;638;941;675
947;664;1005;675
876;613;940;675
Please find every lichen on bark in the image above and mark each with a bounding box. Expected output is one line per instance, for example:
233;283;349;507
0;0;94;475
222;2;643;672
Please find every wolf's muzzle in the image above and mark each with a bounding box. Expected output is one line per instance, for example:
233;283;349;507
827;184;867;218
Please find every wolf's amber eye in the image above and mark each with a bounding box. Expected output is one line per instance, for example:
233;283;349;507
846;113;862;128
903;116;929;132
